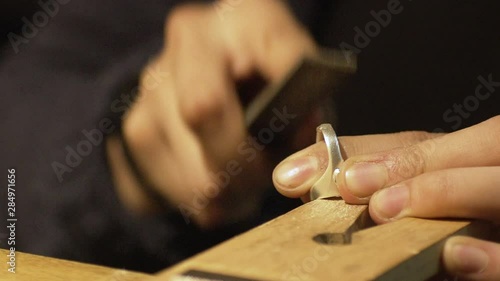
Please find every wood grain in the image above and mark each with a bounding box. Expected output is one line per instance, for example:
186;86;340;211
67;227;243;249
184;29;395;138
0;249;153;281
0;200;488;280
156;200;480;281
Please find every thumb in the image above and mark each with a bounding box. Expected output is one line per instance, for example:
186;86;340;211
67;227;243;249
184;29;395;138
444;236;500;280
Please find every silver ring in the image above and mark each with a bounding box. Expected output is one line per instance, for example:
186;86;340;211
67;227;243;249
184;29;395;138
310;124;344;200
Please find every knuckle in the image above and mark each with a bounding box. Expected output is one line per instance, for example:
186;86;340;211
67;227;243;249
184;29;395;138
407;171;456;215
181;85;227;126
165;4;204;41
138;60;166;93
122;109;153;152
392;144;429;179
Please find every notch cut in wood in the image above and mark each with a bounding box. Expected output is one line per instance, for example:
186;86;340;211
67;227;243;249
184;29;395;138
312;200;374;245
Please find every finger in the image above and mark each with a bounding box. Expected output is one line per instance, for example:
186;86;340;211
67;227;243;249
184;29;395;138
443;236;500;280
368;167;500;223
272;131;438;198
337;116;500;202
251;19;316;82
123;73;209;207
166;5;247;162
221;0;317;82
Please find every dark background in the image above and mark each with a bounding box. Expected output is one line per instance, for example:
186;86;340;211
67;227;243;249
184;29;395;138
1;1;39;46
2;0;499;133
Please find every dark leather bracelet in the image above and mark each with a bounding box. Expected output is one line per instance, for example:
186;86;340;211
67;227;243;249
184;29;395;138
117;126;175;214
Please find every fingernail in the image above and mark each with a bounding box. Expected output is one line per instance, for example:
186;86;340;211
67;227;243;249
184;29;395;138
344;162;388;198
274;156;318;189
450;243;489;274
372;185;409;220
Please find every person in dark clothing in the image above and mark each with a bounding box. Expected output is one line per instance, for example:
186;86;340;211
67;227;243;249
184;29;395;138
1;0;499;280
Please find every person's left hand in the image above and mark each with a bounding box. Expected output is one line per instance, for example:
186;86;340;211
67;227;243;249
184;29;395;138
107;0;321;228
273;116;500;280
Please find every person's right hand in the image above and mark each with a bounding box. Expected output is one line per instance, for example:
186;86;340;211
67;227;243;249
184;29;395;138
273;116;500;280
106;0;317;228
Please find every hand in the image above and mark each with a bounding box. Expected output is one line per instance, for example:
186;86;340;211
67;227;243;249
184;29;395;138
106;0;317;228
273;116;500;280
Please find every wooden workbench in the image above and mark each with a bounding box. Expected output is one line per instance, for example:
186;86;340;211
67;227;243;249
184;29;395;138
2;200;495;281
0;249;154;281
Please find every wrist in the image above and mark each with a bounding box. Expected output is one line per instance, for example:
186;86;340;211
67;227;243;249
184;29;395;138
106;132;162;215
